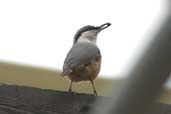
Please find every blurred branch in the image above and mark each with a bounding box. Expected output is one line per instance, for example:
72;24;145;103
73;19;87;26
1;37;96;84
91;2;171;114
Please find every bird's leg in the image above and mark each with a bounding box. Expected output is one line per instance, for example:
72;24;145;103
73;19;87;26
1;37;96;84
90;80;97;96
68;80;73;93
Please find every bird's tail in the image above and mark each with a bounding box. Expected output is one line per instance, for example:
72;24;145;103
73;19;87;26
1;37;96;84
61;66;72;76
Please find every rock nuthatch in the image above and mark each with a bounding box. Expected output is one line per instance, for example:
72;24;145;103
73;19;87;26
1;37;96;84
62;23;111;96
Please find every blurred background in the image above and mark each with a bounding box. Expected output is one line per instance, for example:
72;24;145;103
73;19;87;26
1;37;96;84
0;0;170;103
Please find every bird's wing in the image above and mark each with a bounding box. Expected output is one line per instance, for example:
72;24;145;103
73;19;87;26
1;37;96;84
62;43;101;75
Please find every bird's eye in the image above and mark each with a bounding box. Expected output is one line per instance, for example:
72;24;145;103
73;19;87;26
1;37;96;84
95;27;100;29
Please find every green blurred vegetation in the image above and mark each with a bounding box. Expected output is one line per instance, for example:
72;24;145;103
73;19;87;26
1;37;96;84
0;61;123;96
0;61;171;104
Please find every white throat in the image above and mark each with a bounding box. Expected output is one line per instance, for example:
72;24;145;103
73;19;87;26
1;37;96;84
77;37;97;45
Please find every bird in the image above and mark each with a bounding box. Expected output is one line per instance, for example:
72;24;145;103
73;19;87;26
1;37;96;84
62;23;111;96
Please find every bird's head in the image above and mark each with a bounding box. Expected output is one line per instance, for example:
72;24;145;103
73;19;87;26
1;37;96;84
73;23;111;44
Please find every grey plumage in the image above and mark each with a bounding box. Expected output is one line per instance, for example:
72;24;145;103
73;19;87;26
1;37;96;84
62;23;111;95
63;42;101;76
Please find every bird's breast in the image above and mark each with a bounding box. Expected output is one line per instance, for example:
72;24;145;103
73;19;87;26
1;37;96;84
68;56;101;82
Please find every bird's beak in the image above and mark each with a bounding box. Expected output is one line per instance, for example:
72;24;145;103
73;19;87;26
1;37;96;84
96;23;111;33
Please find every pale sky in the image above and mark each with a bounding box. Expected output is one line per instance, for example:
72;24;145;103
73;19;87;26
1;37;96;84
0;0;167;78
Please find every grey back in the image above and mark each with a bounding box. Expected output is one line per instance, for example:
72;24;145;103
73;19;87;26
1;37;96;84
64;42;101;70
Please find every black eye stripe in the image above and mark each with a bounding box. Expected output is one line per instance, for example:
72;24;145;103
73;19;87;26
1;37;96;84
73;25;96;44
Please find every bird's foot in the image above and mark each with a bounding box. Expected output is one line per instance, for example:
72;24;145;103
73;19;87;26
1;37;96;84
69;88;72;93
68;89;76;94
94;90;97;96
